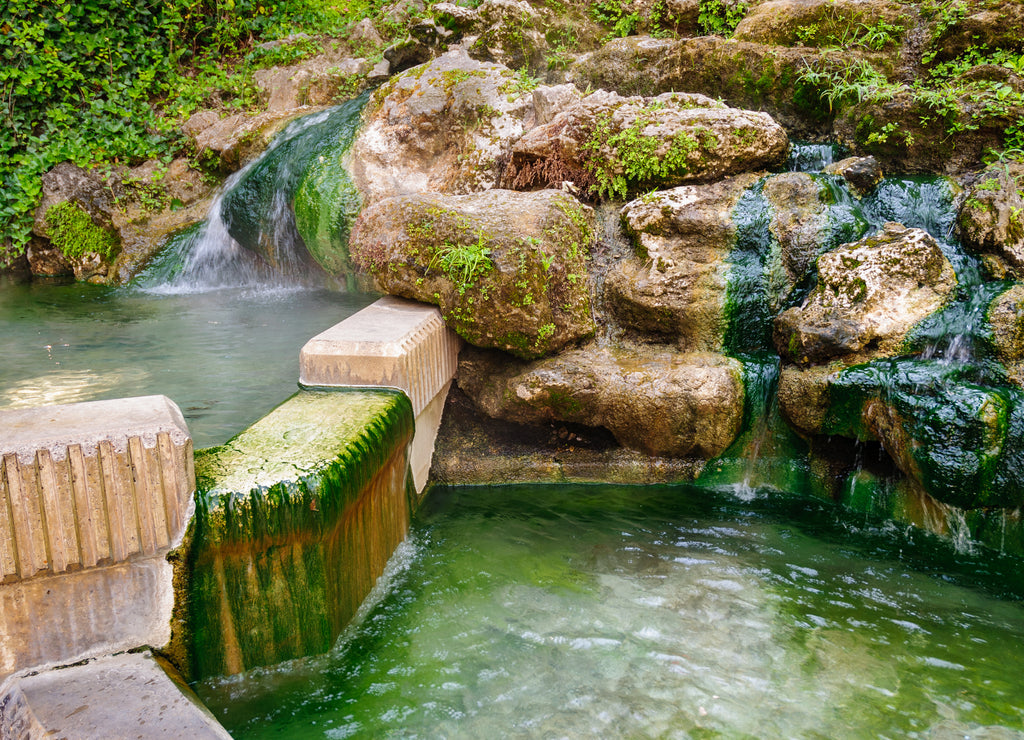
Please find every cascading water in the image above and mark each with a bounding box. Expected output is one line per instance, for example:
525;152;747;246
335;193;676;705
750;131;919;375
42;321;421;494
136;93;369;293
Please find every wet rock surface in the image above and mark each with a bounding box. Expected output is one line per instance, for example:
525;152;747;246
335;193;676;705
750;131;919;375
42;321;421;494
605;174;759;349
774;222;957;366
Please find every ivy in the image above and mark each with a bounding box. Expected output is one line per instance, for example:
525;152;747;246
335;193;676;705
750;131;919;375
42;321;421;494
0;0;379;258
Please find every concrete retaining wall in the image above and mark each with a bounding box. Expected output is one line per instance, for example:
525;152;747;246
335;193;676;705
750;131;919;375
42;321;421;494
300;295;460;493
0;396;194;681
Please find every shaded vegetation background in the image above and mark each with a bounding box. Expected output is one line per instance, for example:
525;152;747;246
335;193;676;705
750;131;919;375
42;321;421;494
0;0;384;255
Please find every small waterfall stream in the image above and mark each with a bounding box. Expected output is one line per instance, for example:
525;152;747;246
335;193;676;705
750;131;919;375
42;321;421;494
136;94;369;292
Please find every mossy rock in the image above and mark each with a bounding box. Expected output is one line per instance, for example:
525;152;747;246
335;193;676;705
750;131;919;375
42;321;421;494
823;359;1024;510
569;35;853;137
506;88;788;201
349;188;595;359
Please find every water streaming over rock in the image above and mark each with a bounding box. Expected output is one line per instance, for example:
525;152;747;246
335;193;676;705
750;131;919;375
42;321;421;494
136;94;369;293
715;152;1023;553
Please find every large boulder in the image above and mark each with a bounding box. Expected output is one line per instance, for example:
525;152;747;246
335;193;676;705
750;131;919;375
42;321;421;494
350;49;538;203
925;0;1024;64
733;0;909;49
822;359;1024;510
191;108;323;173
349;189;595;358
833;87;1024;174
467;0;547;71
763;172;834;303
458;345;745;458
569;35;850;137
958;164;1024;279
30;160;212;283
253;57;374;113
774;222;957;367
605;173;759;349
505;89;788;199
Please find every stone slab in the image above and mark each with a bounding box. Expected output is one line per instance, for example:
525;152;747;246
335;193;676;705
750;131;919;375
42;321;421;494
0;395;191;466
299;295;460;416
0;395;195;680
0;559;175;683
0;395;194;581
0;651;232;739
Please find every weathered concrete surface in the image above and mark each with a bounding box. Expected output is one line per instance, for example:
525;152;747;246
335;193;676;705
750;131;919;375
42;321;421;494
0;396;194;681
0;652;231;739
300;296;461;492
300;296;460;415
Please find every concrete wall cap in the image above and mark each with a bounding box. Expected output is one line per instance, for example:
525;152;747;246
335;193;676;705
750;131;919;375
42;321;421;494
0;395;191;464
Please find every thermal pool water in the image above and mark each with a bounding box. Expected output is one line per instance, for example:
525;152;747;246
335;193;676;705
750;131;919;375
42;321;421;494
198;483;1024;739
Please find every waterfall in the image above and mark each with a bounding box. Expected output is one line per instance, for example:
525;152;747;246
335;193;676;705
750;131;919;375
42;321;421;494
135;94;369;293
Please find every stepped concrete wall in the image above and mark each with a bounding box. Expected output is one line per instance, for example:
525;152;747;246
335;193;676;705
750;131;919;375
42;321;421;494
300;295;461;493
0;396;194;682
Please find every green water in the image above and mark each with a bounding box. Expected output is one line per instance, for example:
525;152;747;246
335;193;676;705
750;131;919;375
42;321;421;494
198;483;1024;739
0;280;373;448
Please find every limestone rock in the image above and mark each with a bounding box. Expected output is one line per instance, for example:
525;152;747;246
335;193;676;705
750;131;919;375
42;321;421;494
734;0;908;48
959;164;1024;278
350;18;385;48
30;163;121;283
606;174;759;348
569;35;849;138
351;50;538;203
182;110;221;137
774;222;958;366
432;2;481;33
834;89;1021;174
532;84;583;126
988;283;1024;386
383;39;433;73
468;0;546;71
457;344;745;458
763;171;833;303
824;156;883;195
823;360;1024;509
25;239;73;278
926;0;1024;64
777;364;836;436
505;89;788;199
252;60;374;114
349;189;595;358
194;109;318;172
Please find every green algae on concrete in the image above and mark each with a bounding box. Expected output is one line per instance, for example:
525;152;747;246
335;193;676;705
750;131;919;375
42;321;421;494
187;388;414;679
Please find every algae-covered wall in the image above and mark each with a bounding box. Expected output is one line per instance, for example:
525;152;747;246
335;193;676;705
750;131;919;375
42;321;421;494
178;389;414;679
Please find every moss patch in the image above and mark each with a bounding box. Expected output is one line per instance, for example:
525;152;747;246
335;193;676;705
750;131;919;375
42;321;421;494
44;200;120;261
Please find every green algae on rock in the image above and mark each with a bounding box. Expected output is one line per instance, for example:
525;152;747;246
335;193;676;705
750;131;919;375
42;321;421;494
349;189;595;359
186;389;414;679
506;89;788;200
823;358;1024;510
220;94;370;275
